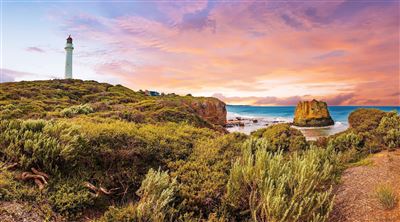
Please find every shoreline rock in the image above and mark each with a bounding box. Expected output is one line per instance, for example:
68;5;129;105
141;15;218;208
293;99;334;127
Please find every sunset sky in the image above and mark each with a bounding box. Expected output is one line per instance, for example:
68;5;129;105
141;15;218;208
1;1;399;106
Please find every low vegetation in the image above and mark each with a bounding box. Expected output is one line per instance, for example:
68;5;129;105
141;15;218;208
375;184;398;210
0;80;399;221
225;140;340;222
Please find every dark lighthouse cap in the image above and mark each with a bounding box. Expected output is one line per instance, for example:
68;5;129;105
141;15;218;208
67;35;73;43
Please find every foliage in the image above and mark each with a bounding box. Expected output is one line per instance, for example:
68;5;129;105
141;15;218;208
61;104;94;117
225;139;340;222
97;168;177;222
0;79;224;130
48;179;95;218
0;168;38;201
328;131;363;152
135;168;177;221
0;119;87;175
375;184;398;210
348;108;386;132
250;123;308;152
169;133;247;215
376;111;400;149
2;80;399;221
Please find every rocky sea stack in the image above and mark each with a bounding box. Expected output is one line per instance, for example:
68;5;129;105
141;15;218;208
293;99;334;127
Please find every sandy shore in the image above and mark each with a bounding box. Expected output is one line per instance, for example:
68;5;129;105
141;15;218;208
226;116;348;140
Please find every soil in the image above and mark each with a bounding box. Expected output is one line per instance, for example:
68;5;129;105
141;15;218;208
330;150;400;222
0;201;63;222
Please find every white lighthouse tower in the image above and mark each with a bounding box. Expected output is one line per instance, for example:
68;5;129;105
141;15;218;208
64;35;74;79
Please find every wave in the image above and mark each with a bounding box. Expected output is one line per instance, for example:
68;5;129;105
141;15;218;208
227;112;292;123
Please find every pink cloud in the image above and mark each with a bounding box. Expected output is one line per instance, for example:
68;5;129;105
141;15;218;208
58;1;399;105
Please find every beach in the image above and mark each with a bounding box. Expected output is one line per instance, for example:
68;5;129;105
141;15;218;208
226;105;400;140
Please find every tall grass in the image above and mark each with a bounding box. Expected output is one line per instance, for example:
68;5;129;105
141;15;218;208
226;138;341;222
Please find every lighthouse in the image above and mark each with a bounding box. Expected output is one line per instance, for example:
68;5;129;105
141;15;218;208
64;35;74;79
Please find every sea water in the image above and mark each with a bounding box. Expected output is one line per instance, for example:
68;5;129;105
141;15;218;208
226;105;400;140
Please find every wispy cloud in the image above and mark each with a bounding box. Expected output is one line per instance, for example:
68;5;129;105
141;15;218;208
26;47;45;53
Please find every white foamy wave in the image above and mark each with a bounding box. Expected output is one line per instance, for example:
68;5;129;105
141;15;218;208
227;112;292;123
227;112;259;120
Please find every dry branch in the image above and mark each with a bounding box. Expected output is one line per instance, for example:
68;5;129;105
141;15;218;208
83;181;119;197
17;168;49;190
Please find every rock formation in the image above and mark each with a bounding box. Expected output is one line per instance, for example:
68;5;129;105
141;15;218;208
188;98;227;126
293;99;334;127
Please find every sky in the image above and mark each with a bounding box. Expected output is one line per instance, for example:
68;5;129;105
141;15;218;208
0;0;399;106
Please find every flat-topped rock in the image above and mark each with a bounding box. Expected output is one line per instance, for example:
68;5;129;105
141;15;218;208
293;99;334;127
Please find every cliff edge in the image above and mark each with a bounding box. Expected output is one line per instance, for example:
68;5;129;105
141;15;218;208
293;99;334;127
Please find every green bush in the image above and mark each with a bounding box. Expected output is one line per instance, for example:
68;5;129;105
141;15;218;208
348;108;386;132
377;111;400;149
328;131;363;152
250;123;308;152
0;119;87;175
61;104;94;117
0;168;38;201
225;139;339;222
169;133;246;215
97;168;177;222
48;179;95;218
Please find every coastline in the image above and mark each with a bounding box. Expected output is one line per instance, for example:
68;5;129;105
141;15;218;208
225;105;400;140
225;114;348;140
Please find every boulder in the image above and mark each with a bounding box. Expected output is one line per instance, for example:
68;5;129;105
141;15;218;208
293;99;334;127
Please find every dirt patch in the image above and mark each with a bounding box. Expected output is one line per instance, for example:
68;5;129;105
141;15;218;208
330;150;400;222
0;201;64;222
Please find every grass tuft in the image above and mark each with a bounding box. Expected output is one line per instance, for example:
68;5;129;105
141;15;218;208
375;184;398;210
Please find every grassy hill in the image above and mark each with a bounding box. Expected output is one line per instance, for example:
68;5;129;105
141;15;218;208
0;80;398;222
0;79;227;131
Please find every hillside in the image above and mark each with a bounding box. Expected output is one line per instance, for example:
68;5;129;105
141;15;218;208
0;80;399;222
0;79;227;130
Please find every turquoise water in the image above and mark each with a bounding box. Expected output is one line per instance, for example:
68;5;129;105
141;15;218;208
226;105;400;139
227;105;399;123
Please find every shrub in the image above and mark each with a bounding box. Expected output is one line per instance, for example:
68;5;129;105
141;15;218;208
225;139;339;222
97;168;177;222
328;131;363;152
250;123;308;152
48;179;95;218
118;110;145;123
169;133;247;215
348;108;386;132
377;111;400;149
375;184;398;210
0;168;38;201
383;129;400;149
135;168;177;220
0;119;87;175
61;104;94;117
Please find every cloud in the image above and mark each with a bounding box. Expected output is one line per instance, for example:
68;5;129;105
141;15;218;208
0;69;56;83
324;93;355;105
213;93;362;106
26;47;45;53
281;14;304;29
51;1;399;105
0;69;31;83
313;50;347;60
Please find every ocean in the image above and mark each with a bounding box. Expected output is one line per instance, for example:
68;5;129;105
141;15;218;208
226;105;400;140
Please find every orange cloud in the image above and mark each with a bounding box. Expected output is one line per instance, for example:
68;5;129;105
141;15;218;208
63;1;399;105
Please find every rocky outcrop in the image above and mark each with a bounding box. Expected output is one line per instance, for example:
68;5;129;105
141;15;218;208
293;99;334;127
188;98;227;126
